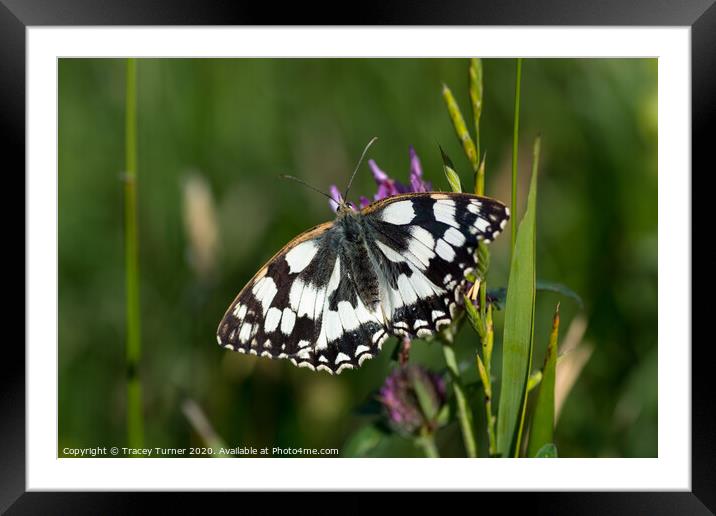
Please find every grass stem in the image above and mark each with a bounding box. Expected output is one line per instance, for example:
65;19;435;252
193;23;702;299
510;58;523;255
416;432;440;458
124;58;144;452
442;344;477;458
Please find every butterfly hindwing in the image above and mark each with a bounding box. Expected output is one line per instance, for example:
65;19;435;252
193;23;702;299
217;222;334;365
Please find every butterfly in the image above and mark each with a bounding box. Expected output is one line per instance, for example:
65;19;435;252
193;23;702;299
216;189;510;375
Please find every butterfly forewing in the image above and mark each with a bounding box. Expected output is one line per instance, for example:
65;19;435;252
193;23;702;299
217;222;335;364
362;192;509;337
217;191;509;374
217;221;390;374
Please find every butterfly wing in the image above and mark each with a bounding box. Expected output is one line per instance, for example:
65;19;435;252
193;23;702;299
217;222;334;365
360;192;510;337
217;221;389;374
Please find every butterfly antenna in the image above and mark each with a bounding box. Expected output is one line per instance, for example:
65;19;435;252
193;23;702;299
280;174;340;204
344;136;378;202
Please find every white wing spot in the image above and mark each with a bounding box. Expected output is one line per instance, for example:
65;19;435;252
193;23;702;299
325;310;342;342
354;297;378;325
280;308;296;335
358;354;374;365
381;200;415;225
337;301;360;331
327;257;341;295
252;276;278;315
285;240;318;274
406;262;444;298
315;326;328;351
417;328;433;338
335;352;351;365
239;322;252;343
336;363;354;374
396;274;418;305
474;217;491;232
264;307;282;333
298;361;315;371
297;284;318;319
433;199;459;228
313;288;326;321
435;238;456;262
408;226;436;268
444;227;466;247
355;344;370;355
289;278;305;311
376;240;406;263
233;304;247;319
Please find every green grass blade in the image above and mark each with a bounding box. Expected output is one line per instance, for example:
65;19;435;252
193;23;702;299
469;58;483;161
510;58;523;253
439;146;463;193
441;83;478;171
496;136;539;458
442;344;477;458
124;58;144;452
527;304;560;458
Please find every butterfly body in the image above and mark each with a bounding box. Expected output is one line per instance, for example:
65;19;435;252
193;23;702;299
217;192;509;374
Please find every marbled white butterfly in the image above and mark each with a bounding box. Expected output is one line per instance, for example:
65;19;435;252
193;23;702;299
217;141;509;374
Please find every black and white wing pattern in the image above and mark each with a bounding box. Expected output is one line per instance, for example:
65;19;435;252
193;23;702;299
360;192;509;338
217;221;391;374
217;191;509;375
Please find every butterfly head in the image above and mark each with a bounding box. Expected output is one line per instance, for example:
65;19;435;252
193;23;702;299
335;199;358;216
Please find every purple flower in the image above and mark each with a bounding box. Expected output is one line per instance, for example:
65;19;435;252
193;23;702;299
367;159;409;200
328;184;357;212
329;146;432;212
408;146;431;193
328;185;344;212
377;365;447;436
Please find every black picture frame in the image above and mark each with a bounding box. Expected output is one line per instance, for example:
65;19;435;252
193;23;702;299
5;1;710;512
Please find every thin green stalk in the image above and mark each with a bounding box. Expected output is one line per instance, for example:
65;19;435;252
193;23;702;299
442;344;477;458
416;431;440;458
124;58;143;452
442;84;478;172
484;305;496;455
510;58;523;254
469;58;484;186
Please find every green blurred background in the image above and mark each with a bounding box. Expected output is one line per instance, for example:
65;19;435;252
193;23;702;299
58;58;657;458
